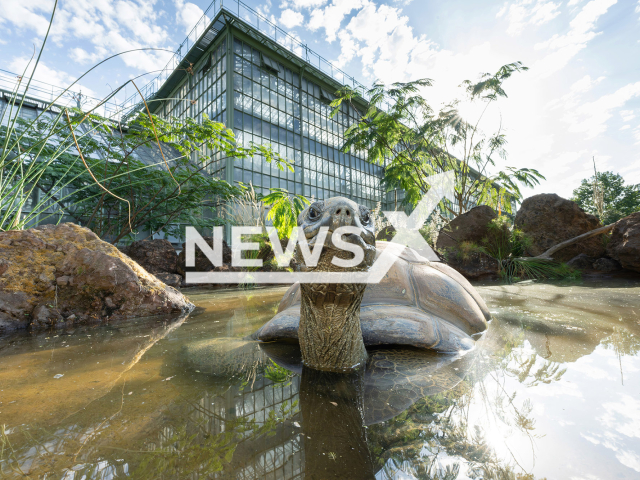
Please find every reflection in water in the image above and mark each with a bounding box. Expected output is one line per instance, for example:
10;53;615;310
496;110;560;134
0;279;639;479
300;368;374;479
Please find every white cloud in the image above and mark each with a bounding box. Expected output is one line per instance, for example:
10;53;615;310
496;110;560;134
620;125;631;130
617;450;640;472
562;82;640;137
0;0;54;37
8;56;97;98
548;74;606;111
534;0;617;78
69;47;101;65
585;395;640;473
308;0;365;42
530;380;584;398
0;0;174;75
280;0;327;8
174;0;208;36
279;8;304;28
256;0;276;21
571;74;605;94
497;0;562;36
599;395;640;439
620;109;636;121
568;356;610;379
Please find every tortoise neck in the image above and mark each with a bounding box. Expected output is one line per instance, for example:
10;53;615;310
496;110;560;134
298;283;368;372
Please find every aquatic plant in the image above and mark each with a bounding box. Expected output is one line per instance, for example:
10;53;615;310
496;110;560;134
224;182;267;232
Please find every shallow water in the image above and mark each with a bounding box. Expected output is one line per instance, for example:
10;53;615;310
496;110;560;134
0;278;639;479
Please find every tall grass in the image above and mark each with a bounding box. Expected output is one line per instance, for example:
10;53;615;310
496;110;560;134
0;1;166;233
1;1;293;241
224;183;267;232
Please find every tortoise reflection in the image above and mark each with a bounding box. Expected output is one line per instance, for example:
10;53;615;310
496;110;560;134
180;337;469;478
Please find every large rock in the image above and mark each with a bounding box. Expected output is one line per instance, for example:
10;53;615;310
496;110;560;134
593;257;621;273
155;273;183;288
515;194;605;262
0;223;193;330
607;212;640;273
566;253;595;270
441;251;500;280
122;239;178;274
436;206;498;251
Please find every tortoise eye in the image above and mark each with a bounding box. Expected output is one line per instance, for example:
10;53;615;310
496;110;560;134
361;211;371;223
308;208;319;220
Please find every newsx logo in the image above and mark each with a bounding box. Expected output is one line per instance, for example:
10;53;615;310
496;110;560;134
184;171;455;284
185;225;371;270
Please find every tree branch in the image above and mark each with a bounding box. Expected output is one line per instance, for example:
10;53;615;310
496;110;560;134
515;223;616;262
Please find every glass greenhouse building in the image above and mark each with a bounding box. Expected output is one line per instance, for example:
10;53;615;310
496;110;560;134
132;3;389;211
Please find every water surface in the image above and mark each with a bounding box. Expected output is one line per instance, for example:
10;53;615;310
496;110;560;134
0;279;639;479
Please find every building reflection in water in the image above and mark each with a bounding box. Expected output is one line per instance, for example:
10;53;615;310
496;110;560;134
5;280;639;479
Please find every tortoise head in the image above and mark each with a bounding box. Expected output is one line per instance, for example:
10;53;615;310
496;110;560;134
295;196;376;372
296;196;377;273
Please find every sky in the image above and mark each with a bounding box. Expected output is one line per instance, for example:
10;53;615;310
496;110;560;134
0;0;639;200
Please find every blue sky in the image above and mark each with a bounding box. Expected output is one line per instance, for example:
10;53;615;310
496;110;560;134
1;0;639;200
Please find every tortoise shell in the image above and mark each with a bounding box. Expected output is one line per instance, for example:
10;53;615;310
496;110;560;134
256;242;491;354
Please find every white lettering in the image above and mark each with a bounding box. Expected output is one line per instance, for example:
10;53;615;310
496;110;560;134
185;226;224;267
232;226;263;267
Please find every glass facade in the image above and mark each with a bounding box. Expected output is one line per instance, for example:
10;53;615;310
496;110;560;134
157;27;386;210
161;40;228;179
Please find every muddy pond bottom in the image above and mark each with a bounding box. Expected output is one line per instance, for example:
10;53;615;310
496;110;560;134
1;279;639;479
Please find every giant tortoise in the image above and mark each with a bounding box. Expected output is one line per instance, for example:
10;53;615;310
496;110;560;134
252;196;491;371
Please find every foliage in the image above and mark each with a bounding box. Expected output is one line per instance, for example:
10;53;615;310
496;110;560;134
264;359;294;386
601;326;640;357
481;215;522;262
571;171;640;224
502;259;580;282
440;215;579;282
0;0;291;240
419;214;447;247
262;187;310;238
446;241;485;262
3;108;292;243
480;216;579;282
0;94;89;232
371;201;393;236
331;62;545;219
225;182;267;234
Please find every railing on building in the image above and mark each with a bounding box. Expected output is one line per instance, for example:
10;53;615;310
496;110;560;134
119;0;380;118
0;69;122;119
